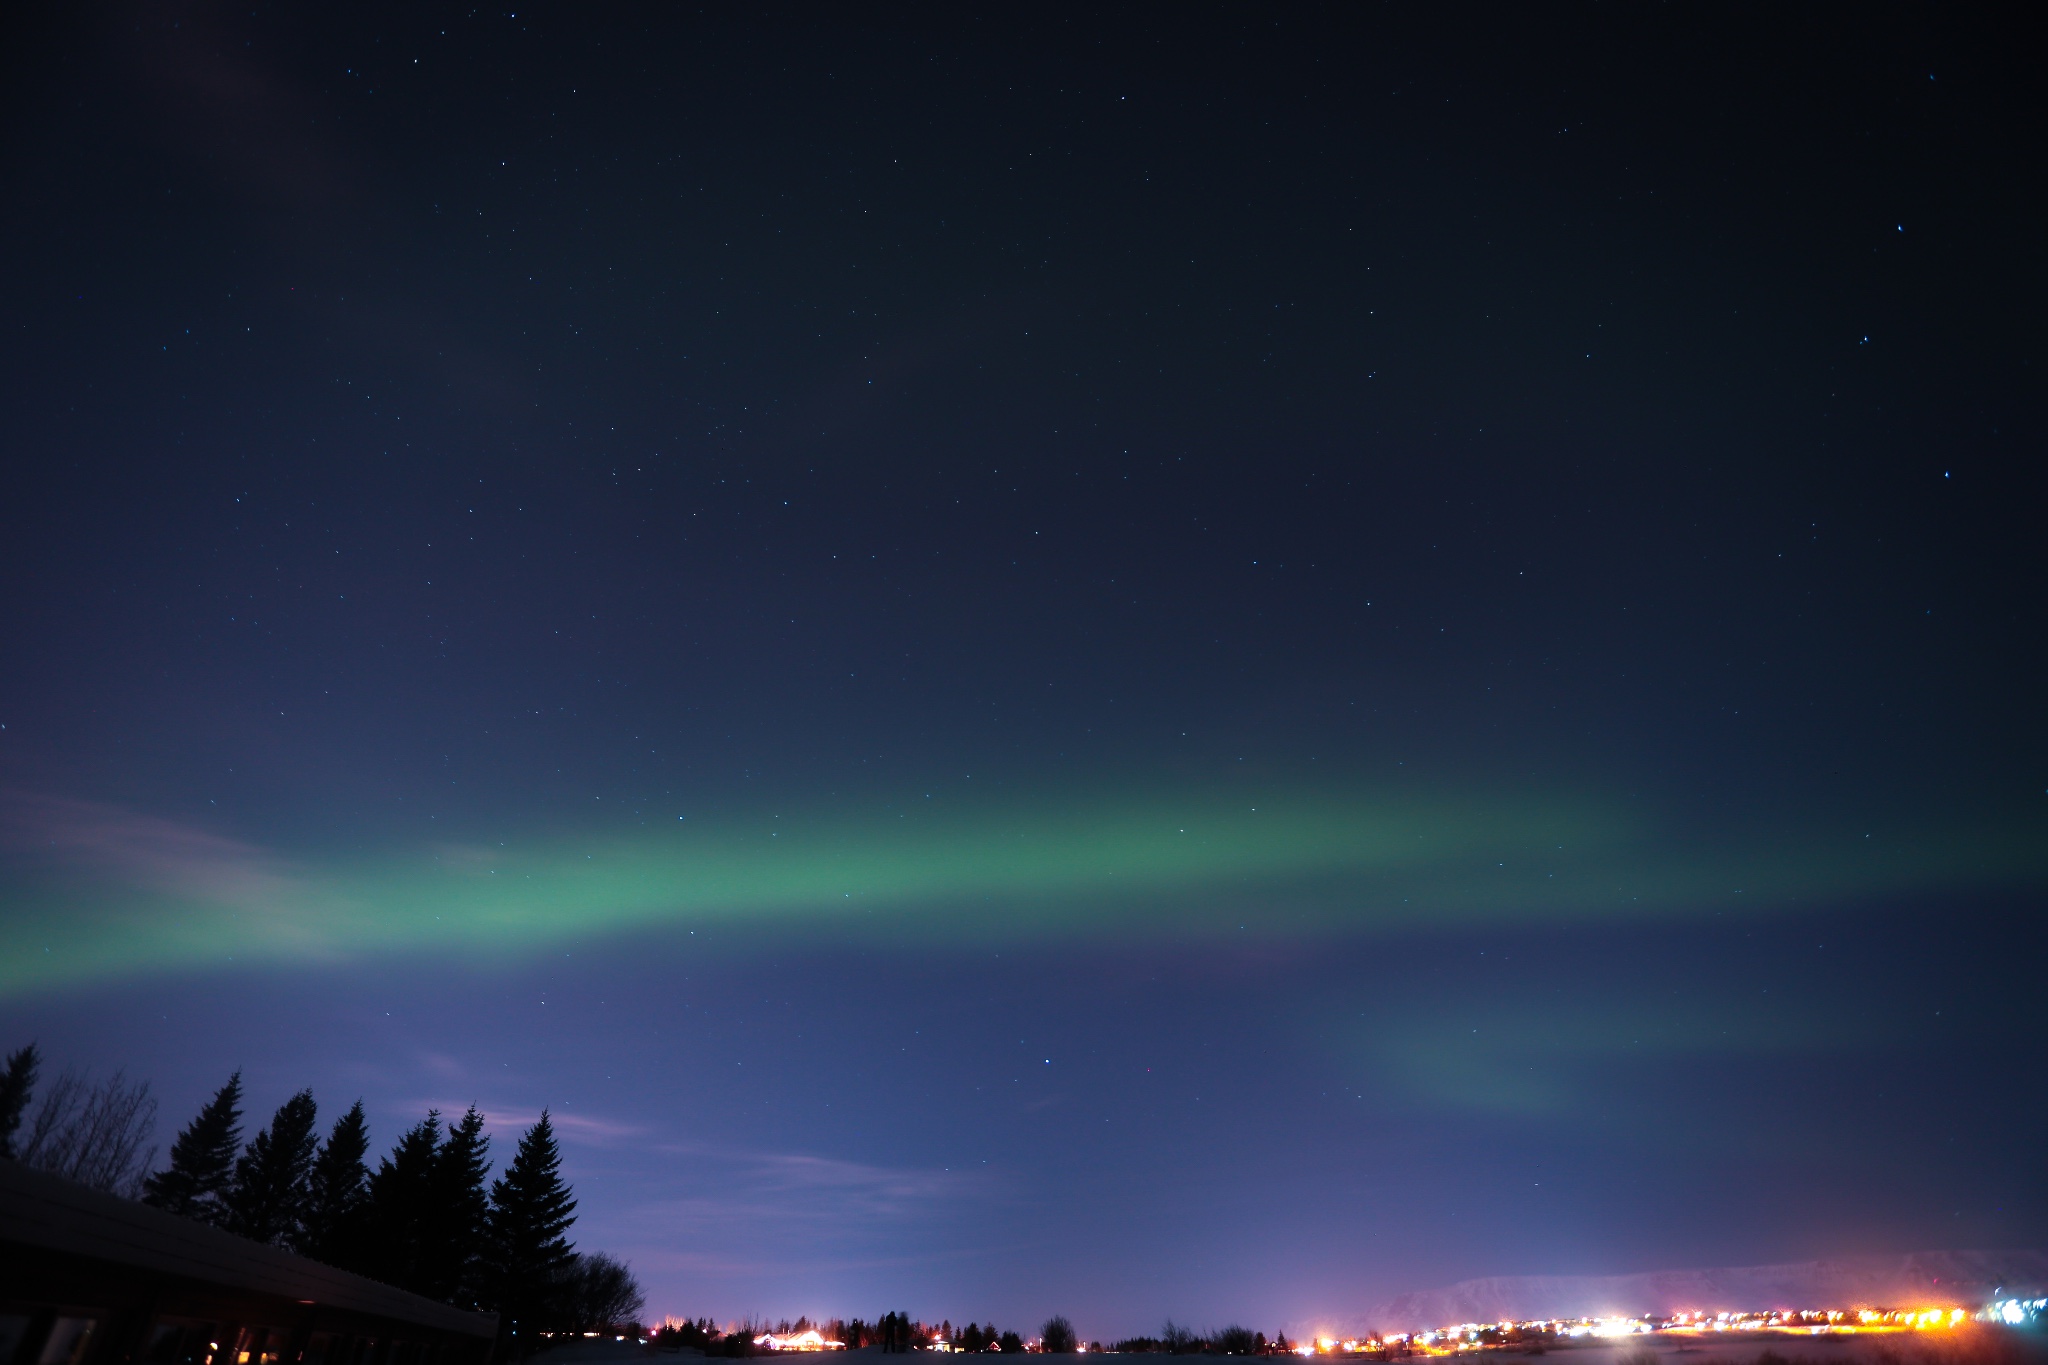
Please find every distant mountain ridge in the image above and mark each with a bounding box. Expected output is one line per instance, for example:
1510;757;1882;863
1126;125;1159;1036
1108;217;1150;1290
1366;1250;2048;1333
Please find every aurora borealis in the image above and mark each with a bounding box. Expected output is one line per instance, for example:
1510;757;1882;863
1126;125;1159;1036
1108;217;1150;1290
1;3;2043;1339
3;784;2042;1001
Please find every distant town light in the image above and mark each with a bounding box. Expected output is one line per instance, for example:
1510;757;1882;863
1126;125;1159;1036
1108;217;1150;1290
753;1331;846;1352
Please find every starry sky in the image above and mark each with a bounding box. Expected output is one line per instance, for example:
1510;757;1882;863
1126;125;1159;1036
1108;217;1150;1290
1;2;2043;1339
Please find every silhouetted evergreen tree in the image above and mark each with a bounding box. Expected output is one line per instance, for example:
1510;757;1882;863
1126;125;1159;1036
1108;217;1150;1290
365;1109;443;1291
485;1111;577;1332
224;1089;318;1245
142;1072;243;1224
300;1100;371;1265
422;1105;491;1305
0;1044;40;1159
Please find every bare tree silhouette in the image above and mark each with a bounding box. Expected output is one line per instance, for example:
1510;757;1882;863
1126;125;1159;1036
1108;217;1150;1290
20;1066;157;1195
565;1251;645;1330
1041;1317;1078;1354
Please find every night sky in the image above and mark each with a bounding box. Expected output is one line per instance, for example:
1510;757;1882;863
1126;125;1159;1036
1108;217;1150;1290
1;2;2044;1339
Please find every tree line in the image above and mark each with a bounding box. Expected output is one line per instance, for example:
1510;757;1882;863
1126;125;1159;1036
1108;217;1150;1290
1;1044;642;1338
1108;1323;1293;1355
650;1314;1051;1357
644;1314;1308;1357
3;1046;1307;1356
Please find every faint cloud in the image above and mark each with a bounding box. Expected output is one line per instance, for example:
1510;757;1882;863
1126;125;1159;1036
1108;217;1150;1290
745;1150;963;1207
119;1;359;216
596;1144;995;1296
534;1110;653;1144
435;1103;652;1146
0;790;306;910
622;1240;978;1281
635;1139;979;1227
106;5;549;423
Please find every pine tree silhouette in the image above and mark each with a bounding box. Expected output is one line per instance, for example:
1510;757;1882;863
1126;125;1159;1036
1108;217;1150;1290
142;1072;243;1224
485;1110;578;1328
0;1044;38;1159
366;1110;443;1292
422;1106;492;1305
224;1089;319;1245
300;1100;371;1266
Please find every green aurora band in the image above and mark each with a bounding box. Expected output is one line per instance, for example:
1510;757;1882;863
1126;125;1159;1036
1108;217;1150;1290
3;784;2040;999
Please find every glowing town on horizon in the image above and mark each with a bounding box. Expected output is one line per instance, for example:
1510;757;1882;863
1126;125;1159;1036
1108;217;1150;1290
665;1295;2048;1354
